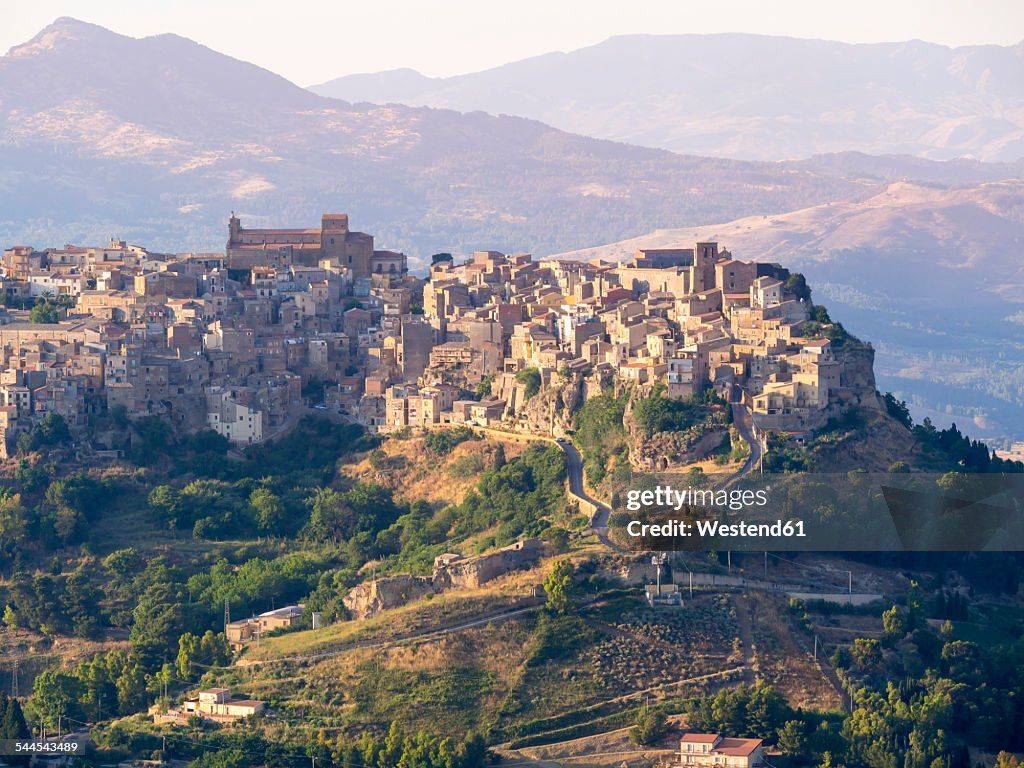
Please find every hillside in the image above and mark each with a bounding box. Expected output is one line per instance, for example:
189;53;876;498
312;33;1024;162
553;180;1024;446
0;19;874;264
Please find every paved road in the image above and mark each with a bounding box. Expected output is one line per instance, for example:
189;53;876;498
438;423;619;549
726;389;762;486
561;440;618;548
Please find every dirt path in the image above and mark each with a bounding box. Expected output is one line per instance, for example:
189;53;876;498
232;601;543;667
731;594;757;685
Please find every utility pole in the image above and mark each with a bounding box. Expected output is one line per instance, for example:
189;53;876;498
727;551;731;574
764;551;768;581
652;553;667;596
11;660;18;699
848;570;853;595
224;597;230;633
813;635;818;661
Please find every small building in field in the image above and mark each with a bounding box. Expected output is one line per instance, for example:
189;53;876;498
678;733;766;767
151;687;265;725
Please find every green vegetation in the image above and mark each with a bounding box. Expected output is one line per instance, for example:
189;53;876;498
542;559;577;615
764;432;815;473
885;393;1024;472
785;272;812;302
633;384;725;437
797;304;857;348
424;426;478;455
451;442;567;548
28;298;60;324
474;373;495;400
629;708;669;745
516;367;541;400
16;412;71;455
572;388;629;485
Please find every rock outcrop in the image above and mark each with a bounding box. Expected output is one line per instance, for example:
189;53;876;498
343;574;433;620
343;539;542;619
433;539;542;590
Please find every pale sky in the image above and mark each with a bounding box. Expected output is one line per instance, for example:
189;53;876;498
4;0;1023;86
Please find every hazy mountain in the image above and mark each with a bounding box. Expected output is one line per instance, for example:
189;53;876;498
555;180;1024;445
312;34;1024;163
0;18;878;263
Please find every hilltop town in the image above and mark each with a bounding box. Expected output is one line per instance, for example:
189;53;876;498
0;211;877;460
2;213;1023;768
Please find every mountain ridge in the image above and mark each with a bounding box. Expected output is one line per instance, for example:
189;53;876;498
312;32;1024;162
0;17;885;260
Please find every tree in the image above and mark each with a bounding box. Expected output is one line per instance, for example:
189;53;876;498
784;272;812;302
190;749;250;768
148;485;183;529
250;488;286;535
28;300;59;324
777;720;807;761
810;304;832;323
883;393;913;429
114;661;147;715
543;559;576;614
306;487;355;542
31;669;81;729
177;632;201;679
198;630;231;667
745;683;789;739
35;413;71;446
102;547;141;578
629;708;668;745
882;605;906;642
475;374;495;400
540;526;570;554
907;580;925;631
851;638;882;672
0;693;30;765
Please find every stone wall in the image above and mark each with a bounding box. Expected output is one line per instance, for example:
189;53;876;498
343;574;433;620
343;539;542;619
434;539;542;590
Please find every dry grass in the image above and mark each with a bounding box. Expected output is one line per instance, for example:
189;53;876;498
243;575;540;661
340;435;528;508
742;591;844;711
518;715;684;767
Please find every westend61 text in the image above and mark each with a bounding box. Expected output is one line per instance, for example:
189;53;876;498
626;519;807;538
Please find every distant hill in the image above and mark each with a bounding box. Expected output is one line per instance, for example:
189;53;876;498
0;18;875;262
554;180;1024;445
312;34;1024;162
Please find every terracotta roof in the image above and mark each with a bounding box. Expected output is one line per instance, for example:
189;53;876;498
681;734;720;743
714;738;763;757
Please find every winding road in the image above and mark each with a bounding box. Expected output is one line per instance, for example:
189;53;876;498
725;386;762;487
561;440;617;548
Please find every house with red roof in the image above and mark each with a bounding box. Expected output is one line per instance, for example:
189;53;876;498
678;733;766;767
